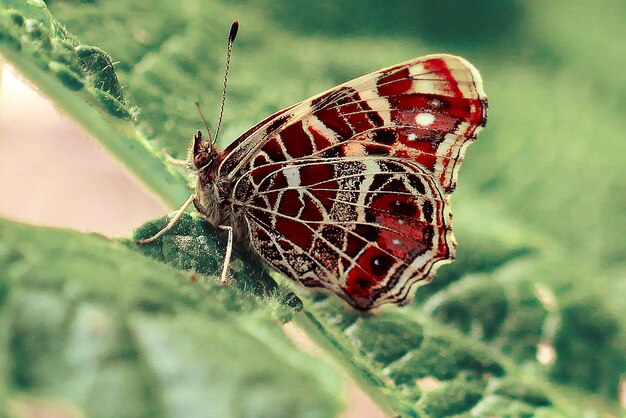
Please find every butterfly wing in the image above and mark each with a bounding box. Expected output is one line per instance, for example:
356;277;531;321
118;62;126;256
232;157;452;310
220;54;487;194
221;54;487;310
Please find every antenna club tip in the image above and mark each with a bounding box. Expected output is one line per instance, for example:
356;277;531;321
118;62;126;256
229;21;239;41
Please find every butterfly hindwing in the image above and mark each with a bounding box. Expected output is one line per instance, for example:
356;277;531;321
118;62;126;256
232;157;451;310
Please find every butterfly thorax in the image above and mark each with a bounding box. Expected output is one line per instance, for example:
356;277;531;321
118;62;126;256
190;132;251;246
189;131;227;224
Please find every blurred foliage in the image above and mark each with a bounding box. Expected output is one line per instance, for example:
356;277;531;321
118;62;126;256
0;218;342;418
244;0;525;50
1;0;625;416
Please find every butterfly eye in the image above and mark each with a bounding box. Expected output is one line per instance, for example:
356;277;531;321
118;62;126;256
194;152;212;169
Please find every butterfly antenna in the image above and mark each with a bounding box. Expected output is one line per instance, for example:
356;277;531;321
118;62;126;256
194;99;213;143
213;20;239;145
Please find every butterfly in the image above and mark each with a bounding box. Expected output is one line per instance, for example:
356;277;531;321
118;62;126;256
139;22;488;311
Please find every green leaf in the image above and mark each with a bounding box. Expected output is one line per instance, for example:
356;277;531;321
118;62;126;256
132;212;302;313
129;212;585;417
1;0;624;417
0;217;343;417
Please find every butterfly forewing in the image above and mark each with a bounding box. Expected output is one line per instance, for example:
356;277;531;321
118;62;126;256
217;54;487;310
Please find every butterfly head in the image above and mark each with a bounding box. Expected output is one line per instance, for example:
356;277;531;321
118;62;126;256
189;130;219;173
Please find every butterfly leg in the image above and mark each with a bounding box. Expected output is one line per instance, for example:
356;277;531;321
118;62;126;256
189;194;233;285
136;193;196;245
218;225;233;285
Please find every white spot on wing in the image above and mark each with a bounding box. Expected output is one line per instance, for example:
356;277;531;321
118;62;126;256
283;165;301;187
415;112;435;126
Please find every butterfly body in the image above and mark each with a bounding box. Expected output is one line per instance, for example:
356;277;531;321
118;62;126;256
188;54;487;311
